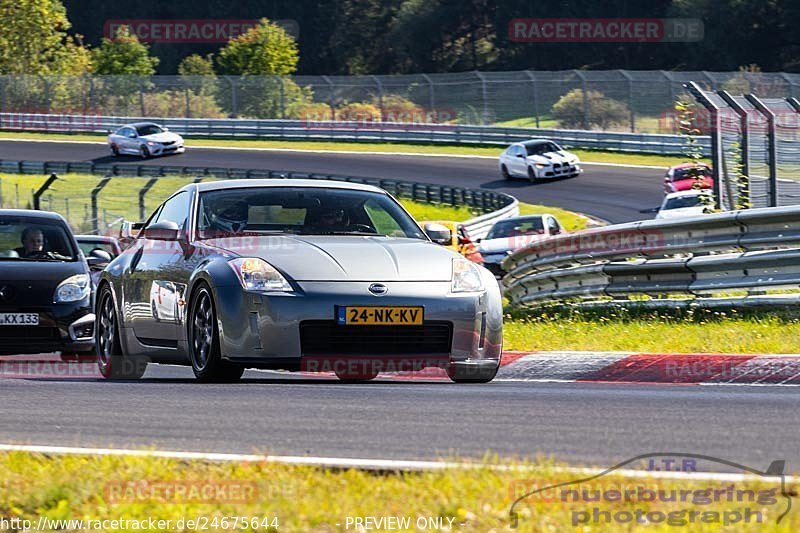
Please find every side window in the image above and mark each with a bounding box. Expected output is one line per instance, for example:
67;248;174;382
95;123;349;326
152;192;190;230
547;217;561;235
514;146;524;157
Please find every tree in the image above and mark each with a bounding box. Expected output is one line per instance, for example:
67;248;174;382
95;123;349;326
91;25;158;75
217;18;298;76
551;89;629;130
0;0;91;75
178;54;215;76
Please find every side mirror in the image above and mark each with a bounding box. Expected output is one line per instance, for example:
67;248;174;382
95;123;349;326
163;127;169;132
516;153;525;158
423;223;452;246
87;249;112;270
143;220;181;241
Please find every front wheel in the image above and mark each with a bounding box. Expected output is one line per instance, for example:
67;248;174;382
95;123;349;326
110;144;119;157
96;285;147;380
140;145;150;159
527;166;539;183
447;362;499;384
188;284;244;382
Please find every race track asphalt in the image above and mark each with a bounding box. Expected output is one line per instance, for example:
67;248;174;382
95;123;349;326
0;140;665;223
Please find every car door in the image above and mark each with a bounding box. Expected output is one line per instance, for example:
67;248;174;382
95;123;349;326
125;191;192;348
511;145;527;176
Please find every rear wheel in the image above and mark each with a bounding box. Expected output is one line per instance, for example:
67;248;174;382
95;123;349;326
501;165;511;180
96;285;147;380
188;284;244;382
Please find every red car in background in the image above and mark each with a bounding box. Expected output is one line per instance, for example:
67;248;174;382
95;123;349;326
664;163;713;194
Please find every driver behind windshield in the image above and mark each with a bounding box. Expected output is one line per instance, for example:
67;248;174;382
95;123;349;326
209;199;249;235
307;207;350;233
15;227;45;258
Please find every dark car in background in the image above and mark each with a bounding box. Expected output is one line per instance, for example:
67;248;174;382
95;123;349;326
664;163;713;193
0;210;97;356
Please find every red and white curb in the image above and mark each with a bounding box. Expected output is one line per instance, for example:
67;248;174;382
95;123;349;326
4;352;800;385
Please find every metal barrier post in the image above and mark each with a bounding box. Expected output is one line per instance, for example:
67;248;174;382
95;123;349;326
32;173;59;210
525;70;540;128
686;82;723;210
619;70;636;132
719;90;751;207
474;71;489;125
91;176;112;234
575;70;589;130
746;94;778;207
139;178;159;220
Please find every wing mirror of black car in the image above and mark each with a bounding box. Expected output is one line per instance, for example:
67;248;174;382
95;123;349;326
516;153;525;158
143;220;181;241
86;249;112;270
423;223;452;246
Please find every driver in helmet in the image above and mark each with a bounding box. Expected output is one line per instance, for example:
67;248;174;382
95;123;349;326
308;207;349;233
210;199;249;235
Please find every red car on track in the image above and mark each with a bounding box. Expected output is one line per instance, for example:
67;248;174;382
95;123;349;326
664;163;713;194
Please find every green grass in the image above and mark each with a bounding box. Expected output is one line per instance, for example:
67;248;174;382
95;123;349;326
0;130;690;167
0;173;592;234
504;308;800;354
0;452;793;532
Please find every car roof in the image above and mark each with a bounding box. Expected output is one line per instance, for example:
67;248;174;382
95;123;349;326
124;122;161;129
521;139;555;146
75;235;118;242
189;178;387;194
0;209;69;222
670;162;711;170
496;215;546;223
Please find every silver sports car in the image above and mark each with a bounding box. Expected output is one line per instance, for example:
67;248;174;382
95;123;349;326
95;179;503;383
107;122;185;158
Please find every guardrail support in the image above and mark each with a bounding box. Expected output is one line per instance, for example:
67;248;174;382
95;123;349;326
619;70;636;132
686;82;723;210
524;70;540;128
718;90;751;207
138;177;159;220
90;176;112;234
32;173;59;210
745;94;778;207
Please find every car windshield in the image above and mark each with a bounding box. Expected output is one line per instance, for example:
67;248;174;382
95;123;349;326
486;218;545;239
664;196;703;210
196;187;427;240
673;166;711;181
0;216;76;261
136;124;164;136
77;240;118;258
525;142;559;156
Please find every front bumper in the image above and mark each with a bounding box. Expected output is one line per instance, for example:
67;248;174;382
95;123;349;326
535;163;582;179
0;300;94;355
204;277;503;369
151;144;185;156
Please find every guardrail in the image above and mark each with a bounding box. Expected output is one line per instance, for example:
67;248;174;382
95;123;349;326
0;159;518;239
502;206;800;308
0;112;709;156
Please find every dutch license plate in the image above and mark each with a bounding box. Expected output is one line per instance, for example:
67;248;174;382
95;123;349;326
0;313;39;326
336;306;423;326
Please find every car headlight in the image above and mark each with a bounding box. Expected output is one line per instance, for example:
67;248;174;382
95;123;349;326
54;274;90;303
228;258;292;292
535;163;547;169
451;257;483;293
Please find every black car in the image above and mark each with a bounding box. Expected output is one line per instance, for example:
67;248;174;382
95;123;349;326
0;210;99;356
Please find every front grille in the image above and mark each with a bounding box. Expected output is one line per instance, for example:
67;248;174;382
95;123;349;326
161;141;175;146
300;321;453;355
0;326;60;340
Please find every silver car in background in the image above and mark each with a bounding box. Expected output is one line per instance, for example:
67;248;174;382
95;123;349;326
108;122;185;159
95;179;503;383
499;139;582;181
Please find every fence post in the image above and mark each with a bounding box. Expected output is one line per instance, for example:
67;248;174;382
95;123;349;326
574;70;589;130
719;90;751;207
745;94;778;207
32;173;59;210
139;177;159;220
277;76;286;119
225;76;238;118
619;70;636;132
321;75;336;120
421;73;436;115
139;78;146;116
686;82;724;210
474;71;489;125
372;75;384;120
525;70;540;128
91;176;112;234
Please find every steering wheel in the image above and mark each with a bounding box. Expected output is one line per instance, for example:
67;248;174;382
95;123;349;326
348;224;376;234
27;250;66;260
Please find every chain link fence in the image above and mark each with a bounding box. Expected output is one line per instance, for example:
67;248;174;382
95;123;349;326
2;71;799;133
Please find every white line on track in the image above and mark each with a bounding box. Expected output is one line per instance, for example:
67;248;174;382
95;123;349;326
0;136;666;168
0;444;792;482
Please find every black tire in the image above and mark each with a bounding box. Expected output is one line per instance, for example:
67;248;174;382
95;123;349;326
152;301;160;322
501;164;511;180
140;145;150;159
96;285;147;380
334;368;379;382
111;144;119;157
447;362;499;384
188;283;244;382
528;166;539;183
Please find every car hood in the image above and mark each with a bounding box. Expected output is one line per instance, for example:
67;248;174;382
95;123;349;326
0;260;87;306
656;207;707;219
140;132;182;143
203;235;456;281
527;151;576;164
479;235;545;255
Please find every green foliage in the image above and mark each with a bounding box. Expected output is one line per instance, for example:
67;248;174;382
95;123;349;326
551;89;629;130
140;90;226;119
217;18;298;76
91;25;158;76
178;54;215;77
675;98;716;210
